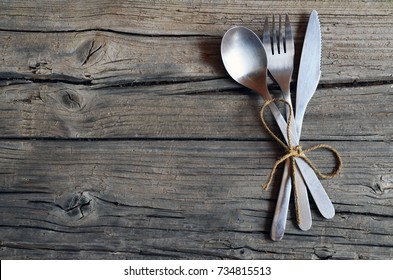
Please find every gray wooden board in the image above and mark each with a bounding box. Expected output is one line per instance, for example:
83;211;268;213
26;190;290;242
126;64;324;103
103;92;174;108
0;27;392;86
0;140;392;259
0;82;392;141
1;0;393;259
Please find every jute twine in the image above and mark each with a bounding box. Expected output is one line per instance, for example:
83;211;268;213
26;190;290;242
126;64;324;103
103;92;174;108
260;98;343;193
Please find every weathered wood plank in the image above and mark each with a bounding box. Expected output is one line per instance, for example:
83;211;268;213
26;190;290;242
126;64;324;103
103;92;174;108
0;25;392;86
0;31;223;85
1;0;393;261
1;1;393;35
0;82;392;140
0;139;392;259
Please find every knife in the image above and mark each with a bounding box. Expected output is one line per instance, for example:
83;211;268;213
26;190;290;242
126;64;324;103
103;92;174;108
295;10;335;219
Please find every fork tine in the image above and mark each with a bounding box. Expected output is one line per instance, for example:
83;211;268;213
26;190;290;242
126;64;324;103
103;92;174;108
285;14;294;55
272;15;278;55
278;15;284;54
262;17;272;54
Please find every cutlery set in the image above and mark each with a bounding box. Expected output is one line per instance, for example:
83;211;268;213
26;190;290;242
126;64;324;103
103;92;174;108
220;10;342;240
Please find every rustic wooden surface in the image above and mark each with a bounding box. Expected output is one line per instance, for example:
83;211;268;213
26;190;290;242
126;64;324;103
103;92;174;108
0;0;392;259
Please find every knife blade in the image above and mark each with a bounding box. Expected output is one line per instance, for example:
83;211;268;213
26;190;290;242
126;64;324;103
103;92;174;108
295;10;335;219
296;10;321;136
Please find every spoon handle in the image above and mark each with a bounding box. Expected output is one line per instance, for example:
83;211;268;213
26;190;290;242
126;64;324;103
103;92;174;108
295;158;335;219
267;102;298;144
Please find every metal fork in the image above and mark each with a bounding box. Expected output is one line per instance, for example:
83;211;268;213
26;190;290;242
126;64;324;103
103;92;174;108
262;15;312;240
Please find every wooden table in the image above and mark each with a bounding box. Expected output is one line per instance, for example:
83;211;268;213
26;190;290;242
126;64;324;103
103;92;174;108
1;0;392;260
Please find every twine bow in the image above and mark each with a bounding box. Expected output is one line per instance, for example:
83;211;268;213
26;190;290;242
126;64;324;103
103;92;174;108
260;98;343;191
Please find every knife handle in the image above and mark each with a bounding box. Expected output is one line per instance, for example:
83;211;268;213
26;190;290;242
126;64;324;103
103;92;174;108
270;159;291;241
271;159;312;241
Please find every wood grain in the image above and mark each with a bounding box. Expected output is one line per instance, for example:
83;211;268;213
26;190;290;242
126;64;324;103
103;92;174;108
0;140;392;259
1;0;393;260
1;1;393;35
0;25;392;86
0;82;392;140
1;0;393;85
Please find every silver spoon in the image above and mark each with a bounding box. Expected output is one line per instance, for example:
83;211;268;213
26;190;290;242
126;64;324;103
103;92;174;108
221;27;271;101
220;27;290;137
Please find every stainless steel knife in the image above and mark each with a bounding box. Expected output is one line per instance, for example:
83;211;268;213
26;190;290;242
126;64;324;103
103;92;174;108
295;10;335;219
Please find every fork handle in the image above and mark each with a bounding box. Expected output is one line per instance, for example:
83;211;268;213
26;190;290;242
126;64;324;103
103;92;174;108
293;161;312;230
282;92;312;231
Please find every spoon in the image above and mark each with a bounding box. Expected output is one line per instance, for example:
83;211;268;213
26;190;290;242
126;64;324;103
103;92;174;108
221;27;271;101
220;27;290;137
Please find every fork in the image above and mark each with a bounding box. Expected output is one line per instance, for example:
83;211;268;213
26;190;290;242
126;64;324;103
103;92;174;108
262;15;312;240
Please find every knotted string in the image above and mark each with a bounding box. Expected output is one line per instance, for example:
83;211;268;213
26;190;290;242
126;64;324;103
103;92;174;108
260;98;343;192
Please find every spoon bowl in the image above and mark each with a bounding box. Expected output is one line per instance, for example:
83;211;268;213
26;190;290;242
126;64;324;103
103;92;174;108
221;26;271;100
